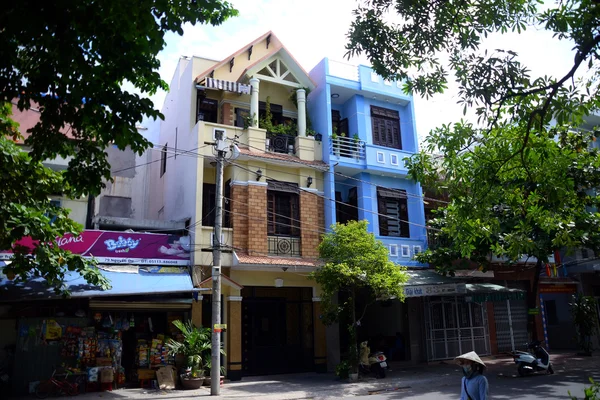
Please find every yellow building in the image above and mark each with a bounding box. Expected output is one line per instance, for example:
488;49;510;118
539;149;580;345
152;32;328;379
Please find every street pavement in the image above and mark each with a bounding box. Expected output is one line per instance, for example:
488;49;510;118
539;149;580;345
9;352;599;399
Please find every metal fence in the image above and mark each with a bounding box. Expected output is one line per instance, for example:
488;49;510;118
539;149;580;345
268;236;301;257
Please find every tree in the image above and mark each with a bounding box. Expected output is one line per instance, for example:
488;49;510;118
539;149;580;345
346;0;600;338
0;1;238;293
310;220;408;373
570;293;599;356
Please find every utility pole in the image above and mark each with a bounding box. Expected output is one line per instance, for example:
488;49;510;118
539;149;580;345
211;129;227;396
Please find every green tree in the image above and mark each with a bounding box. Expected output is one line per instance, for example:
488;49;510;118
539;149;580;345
346;0;600;338
310;220;408;373
570;293;599;355
0;0;238;293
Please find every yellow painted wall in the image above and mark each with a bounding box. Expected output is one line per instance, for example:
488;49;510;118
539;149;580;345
259;81;296;111
193;57;220;80
230;270;321;297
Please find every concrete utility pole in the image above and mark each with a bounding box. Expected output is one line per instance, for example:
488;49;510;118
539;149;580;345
211;129;227;396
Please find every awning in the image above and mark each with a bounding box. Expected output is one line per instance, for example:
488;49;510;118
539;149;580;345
0;266;194;302
465;283;526;302
201;78;251;94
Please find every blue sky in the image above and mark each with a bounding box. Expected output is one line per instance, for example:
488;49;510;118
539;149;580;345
142;0;578;142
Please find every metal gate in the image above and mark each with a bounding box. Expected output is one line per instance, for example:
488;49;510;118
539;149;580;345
493;299;528;353
424;296;490;361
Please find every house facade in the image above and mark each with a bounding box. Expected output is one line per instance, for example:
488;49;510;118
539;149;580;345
151;32;329;379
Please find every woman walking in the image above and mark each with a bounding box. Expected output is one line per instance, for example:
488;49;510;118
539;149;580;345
456;351;489;400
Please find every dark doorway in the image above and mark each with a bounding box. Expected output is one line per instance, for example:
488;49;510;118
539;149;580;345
242;287;314;375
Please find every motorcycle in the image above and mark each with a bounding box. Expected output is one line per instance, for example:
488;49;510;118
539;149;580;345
511;340;554;377
359;341;388;379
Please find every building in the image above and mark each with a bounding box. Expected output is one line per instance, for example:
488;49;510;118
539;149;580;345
150;32;329;379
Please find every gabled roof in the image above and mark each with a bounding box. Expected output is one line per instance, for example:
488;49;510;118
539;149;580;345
194;31;315;90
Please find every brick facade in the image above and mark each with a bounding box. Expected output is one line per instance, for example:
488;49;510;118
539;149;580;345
231;184;249;252
300;191;323;258
247;185;268;255
221;102;234;126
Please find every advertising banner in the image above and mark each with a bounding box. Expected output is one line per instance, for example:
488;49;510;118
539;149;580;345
0;230;191;265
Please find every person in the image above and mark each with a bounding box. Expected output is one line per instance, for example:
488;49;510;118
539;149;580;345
456;351;488;400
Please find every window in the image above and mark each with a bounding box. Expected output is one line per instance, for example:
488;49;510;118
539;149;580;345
202;183;216;226
390;154;399;166
259;101;283;126
545;300;558;325
196;94;218;123
267;180;300;236
371;106;402;149
160;144;167;177
377;187;410;237
389;244;398;257
401;245;410;257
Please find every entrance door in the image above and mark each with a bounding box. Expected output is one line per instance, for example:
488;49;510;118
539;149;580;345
242;287;314;375
424;296;490;361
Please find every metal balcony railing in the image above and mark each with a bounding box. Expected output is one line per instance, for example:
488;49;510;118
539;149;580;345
268;235;301;257
329;136;366;160
267;133;296;154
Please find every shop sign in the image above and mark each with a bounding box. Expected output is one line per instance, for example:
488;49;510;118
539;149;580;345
471;292;526;303
213;324;227;333
540;284;578;294
404;283;466;298
528;308;540;315
0;230;191;265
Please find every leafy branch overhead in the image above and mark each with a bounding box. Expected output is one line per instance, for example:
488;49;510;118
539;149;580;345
0;1;238;292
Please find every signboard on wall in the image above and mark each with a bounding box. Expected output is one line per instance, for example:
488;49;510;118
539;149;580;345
539;284;578;294
404;283;466;298
0;230;191;265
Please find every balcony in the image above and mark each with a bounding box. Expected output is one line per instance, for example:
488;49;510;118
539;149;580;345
268;235;301;257
329;136;366;161
267;132;296;154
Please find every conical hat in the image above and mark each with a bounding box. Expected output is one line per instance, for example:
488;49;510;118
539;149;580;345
455;351;486;368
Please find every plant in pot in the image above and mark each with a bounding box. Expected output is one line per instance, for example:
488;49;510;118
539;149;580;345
202;351;226;387
166;320;211;389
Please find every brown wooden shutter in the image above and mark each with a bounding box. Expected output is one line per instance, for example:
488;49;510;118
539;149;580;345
378;195;389;236
399;197;410;238
371;106;401;149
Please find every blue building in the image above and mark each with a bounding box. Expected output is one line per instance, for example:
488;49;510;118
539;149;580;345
308;59;427;268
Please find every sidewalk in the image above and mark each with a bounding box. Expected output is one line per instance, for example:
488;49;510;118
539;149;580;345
10;352;598;400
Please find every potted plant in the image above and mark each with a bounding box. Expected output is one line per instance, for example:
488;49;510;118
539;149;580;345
332;126;340;157
352;133;360;159
166;320;211;389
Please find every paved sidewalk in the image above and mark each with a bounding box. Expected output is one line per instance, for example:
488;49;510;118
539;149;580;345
9;352;598;400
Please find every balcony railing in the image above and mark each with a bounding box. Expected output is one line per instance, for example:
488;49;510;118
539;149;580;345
329;136;366;160
266;133;296;154
268;235;301;257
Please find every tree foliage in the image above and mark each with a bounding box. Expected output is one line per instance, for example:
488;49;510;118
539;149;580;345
0;0;237;292
570;293;599;355
347;0;600;337
310;220;408;370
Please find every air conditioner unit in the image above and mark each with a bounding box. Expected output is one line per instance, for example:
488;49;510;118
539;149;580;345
210;233;225;247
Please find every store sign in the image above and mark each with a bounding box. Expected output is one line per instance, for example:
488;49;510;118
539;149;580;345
540;284;578;294
0;230;191;265
404;283;466;298
470;292;526;303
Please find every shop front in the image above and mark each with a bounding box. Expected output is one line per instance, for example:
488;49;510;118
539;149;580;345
539;280;579;350
0;230;196;395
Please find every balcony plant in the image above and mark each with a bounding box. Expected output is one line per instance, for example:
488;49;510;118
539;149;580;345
165;320;214;389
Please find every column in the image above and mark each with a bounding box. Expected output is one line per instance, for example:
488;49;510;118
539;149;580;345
227;296;243;381
296;88;306;137
312;297;328;372
249;77;260;128
191;296;203;327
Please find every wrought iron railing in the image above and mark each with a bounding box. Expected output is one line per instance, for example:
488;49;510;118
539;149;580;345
267;133;296;154
268;235;301;257
329;136;366;160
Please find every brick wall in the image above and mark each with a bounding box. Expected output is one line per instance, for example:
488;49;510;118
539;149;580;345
232;184;249;252
221;102;234;126
247;185;268;255
300;191;322;258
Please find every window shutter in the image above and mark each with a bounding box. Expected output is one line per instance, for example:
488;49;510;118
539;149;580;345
378;195;389;236
399;197;410;238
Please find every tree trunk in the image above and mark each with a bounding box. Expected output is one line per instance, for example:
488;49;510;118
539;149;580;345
349;288;358;373
527;259;543;341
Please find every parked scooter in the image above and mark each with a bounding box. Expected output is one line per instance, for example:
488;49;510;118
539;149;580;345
359;341;387;378
512;340;554;377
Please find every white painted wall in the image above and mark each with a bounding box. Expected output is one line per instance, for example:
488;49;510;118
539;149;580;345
51;196;88;226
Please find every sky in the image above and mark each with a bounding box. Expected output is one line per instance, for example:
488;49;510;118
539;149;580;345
144;0;579;143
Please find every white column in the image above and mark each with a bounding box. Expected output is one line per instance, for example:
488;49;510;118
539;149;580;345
296;88;306;137
249;77;260;128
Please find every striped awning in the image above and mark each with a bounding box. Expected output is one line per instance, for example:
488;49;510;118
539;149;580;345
203;77;252;95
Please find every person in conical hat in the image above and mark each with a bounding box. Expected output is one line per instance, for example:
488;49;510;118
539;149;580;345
455;351;489;400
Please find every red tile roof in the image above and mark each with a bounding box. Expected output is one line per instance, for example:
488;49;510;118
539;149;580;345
235;252;321;267
238;147;328;168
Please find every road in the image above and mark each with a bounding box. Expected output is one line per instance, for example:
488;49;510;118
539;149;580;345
351;362;600;400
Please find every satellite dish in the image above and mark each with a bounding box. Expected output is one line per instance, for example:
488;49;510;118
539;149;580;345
230;144;240;160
